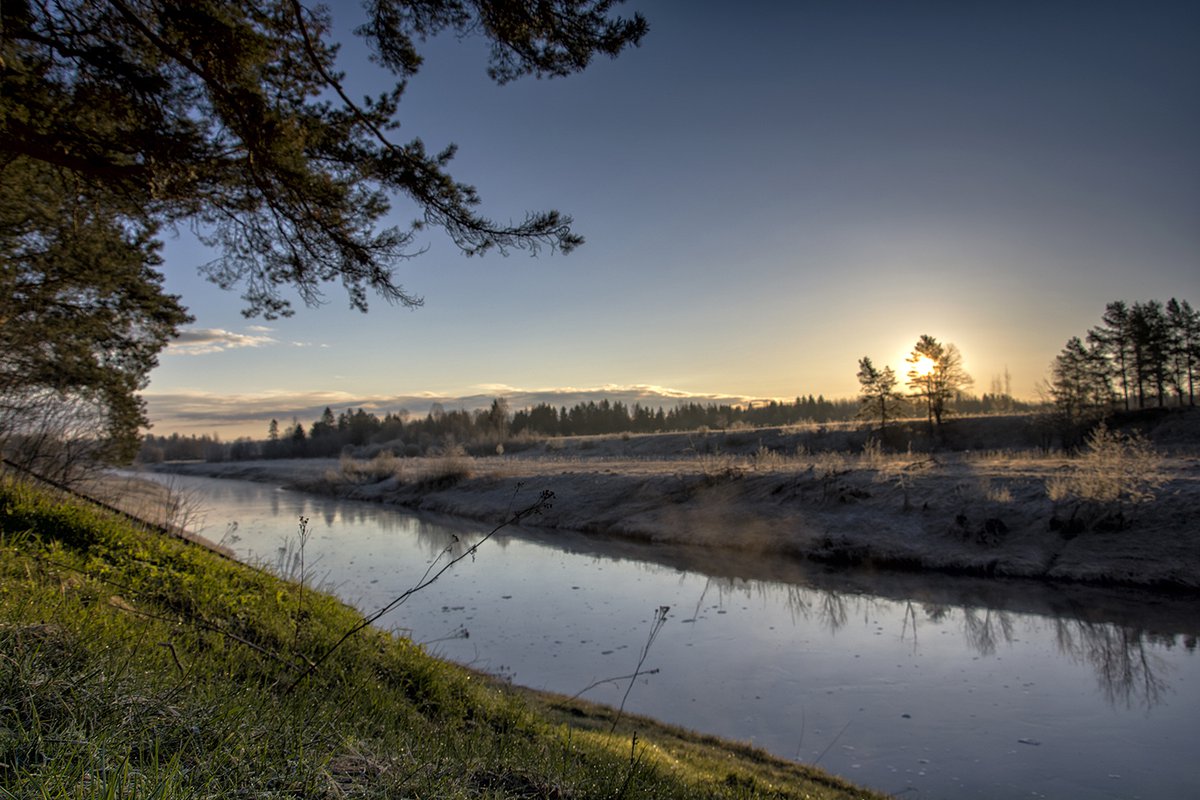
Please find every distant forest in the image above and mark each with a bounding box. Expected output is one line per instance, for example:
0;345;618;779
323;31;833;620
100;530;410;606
147;295;1199;465
140;391;1033;463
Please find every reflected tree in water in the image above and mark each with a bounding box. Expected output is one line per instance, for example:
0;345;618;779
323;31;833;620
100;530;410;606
901;601;920;650
413;522;477;561
1055;619;1170;709
688;578;715;623
704;578;852;635
961;608;1016;657
922;603;953;623
782;585;812;625
710;576;1180;712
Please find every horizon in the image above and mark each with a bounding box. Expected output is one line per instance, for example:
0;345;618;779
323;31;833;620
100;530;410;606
144;1;1200;441
146;378;1043;441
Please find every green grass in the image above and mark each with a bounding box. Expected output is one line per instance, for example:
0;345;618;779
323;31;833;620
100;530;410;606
0;476;884;799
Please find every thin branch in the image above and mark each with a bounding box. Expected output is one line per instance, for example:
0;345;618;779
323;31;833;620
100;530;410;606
570;668;660;701
283;487;554;693
814;719;853;766
609;605;669;733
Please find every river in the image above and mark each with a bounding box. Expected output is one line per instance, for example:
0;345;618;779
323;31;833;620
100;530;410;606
141;472;1199;799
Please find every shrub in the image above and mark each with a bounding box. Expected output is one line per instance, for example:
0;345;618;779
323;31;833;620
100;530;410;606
750;445;786;471
415;446;474;491
339;451;402;484
984;482;1013;504
1045;424;1166;528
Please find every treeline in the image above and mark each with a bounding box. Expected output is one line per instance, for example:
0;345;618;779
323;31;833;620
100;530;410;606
514;396;860;436
140;391;1034;463
1049;298;1198;424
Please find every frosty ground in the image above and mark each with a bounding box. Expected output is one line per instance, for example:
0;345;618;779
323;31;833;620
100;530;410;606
149;412;1200;591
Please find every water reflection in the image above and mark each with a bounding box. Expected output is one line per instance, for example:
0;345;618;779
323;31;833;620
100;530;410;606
566;541;1197;715
411;519;488;560
573;541;1192;716
159;473;1197;714
900;600;920;650
961;607;1015;657
685;572;1182;711
1056;619;1171;708
138;471;1200;799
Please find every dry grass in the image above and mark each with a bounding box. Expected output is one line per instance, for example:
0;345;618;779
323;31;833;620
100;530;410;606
327;448;479;494
413;446;476;491
749;445;789;472
1046;425;1167;505
962;448;1050;463
983;481;1014;504
338;450;403;484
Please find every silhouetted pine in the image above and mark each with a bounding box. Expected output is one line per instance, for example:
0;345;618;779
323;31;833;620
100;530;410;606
1056;297;1197;418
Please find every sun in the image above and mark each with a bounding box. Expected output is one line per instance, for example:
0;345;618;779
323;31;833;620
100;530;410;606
912;355;936;377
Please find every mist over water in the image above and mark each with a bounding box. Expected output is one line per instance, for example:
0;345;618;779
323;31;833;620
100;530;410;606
144;473;1200;799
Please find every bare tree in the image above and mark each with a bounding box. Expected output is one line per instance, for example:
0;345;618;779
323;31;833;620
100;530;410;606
0;387;118;485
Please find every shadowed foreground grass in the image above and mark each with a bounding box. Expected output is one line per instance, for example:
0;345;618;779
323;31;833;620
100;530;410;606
0;477;883;799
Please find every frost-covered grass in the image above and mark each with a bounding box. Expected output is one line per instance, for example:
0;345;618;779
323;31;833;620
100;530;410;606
1045;424;1167;506
149;410;1200;588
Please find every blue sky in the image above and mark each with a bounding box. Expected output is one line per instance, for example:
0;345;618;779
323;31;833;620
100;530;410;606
147;0;1200;438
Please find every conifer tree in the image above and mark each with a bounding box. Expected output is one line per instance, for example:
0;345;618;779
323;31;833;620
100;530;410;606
1088;301;1133;411
1130;301;1170;407
1165;298;1199;406
2;1;646;468
2;0;647;317
1049;336;1111;424
0;157;190;466
855;357;902;433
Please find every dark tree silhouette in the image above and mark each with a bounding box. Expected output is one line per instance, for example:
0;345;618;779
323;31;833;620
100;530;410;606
4;1;646;468
0;158;191;467
1129;301;1171;408
906;335;972;428
1048;336;1112;425
855;356;902;433
1088;301;1134;411
2;0;648;317
1051;297;1197;427
1165;298;1199;406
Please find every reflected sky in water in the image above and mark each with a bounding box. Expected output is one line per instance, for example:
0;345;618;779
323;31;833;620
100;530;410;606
142;473;1199;799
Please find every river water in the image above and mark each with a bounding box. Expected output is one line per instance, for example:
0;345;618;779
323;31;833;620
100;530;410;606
142;472;1199;799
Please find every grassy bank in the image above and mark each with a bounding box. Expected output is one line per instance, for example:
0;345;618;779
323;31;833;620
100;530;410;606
0;476;883;799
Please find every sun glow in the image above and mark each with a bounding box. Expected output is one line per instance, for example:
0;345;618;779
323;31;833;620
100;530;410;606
912;355;936;377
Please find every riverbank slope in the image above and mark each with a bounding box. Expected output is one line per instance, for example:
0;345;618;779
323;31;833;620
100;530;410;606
0;476;883;799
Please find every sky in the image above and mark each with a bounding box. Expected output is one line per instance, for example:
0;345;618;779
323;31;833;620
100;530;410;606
146;0;1200;438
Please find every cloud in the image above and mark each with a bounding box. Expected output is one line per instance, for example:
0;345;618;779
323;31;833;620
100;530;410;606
464;383;761;410
143;384;786;438
166;328;278;356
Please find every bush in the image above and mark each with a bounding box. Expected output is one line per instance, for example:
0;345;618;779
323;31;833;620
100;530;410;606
415;447;474;491
1046;424;1166;528
339;451;402;484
